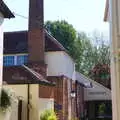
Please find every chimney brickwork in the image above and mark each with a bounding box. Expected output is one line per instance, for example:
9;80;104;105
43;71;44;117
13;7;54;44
28;0;46;77
28;0;44;63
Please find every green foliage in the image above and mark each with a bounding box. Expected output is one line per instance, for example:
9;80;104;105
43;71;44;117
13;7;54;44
98;103;106;115
45;20;110;76
40;109;57;120
74;32;110;76
45;20;76;56
74;32;95;75
0;89;11;111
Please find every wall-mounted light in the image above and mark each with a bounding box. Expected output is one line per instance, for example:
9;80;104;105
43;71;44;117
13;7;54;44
70;90;76;98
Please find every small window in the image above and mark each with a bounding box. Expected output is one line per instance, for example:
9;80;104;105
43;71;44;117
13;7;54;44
3;56;14;66
17;55;28;65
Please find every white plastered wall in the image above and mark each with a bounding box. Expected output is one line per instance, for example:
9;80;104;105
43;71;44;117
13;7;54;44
45;51;75;79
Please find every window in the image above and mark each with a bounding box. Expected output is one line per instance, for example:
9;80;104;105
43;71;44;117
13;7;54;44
3;56;14;66
3;54;28;66
17;55;28;65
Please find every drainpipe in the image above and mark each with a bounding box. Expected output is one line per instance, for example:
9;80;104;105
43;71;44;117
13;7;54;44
27;84;30;120
109;0;120;120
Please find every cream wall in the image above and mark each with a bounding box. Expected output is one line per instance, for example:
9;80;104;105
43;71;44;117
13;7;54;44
45;51;75;79
3;84;39;120
0;12;4;97
2;84;54;120
3;85;28;120
29;84;39;120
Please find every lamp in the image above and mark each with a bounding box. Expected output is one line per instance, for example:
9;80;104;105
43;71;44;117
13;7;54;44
70;90;76;98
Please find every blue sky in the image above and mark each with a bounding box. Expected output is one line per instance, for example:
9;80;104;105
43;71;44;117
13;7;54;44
4;0;109;34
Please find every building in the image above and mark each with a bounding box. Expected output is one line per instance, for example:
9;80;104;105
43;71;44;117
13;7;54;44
104;0;120;120
1;0;76;120
75;72;111;120
0;0;14;95
3;29;112;120
3;29;75;120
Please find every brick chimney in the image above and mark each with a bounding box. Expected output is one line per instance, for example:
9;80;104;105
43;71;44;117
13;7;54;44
28;0;44;63
28;0;46;77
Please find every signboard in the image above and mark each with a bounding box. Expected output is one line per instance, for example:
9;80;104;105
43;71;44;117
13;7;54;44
12;72;27;81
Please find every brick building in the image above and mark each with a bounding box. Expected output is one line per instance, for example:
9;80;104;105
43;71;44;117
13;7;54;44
3;28;76;120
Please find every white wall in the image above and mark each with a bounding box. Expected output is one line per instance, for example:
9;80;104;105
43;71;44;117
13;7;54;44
45;51;75;79
0;12;4;96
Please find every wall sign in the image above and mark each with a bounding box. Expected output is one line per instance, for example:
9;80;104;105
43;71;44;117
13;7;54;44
12;72;27;80
89;92;106;95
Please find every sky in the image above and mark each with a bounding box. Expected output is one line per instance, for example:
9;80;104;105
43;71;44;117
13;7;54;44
4;0;109;34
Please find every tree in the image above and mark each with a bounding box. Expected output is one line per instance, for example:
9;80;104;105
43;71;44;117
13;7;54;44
45;20;77;56
45;20;110;77
74;32;95;75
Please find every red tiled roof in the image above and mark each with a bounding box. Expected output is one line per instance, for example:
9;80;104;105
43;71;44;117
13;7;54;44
3;65;54;85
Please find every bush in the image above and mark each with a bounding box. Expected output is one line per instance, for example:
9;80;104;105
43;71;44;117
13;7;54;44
0;89;11;111
40;109;57;120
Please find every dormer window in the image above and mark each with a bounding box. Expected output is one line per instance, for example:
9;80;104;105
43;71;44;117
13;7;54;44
3;54;28;66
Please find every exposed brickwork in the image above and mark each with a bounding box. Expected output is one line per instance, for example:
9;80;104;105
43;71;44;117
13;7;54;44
28;0;46;78
28;0;45;64
29;0;44;30
39;85;54;98
47;76;72;120
27;62;47;77
47;76;63;120
75;81;85;119
63;77;68;120
28;29;45;63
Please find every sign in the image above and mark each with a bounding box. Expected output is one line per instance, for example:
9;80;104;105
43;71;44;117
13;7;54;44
89;92;106;95
12;72;27;80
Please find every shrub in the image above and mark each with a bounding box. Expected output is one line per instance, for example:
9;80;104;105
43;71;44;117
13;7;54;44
0;89;12;111
40;109;57;120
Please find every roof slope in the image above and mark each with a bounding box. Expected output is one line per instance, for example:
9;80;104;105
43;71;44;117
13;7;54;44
76;72;111;92
76;72;111;101
4;30;66;54
3;65;54;85
0;0;14;18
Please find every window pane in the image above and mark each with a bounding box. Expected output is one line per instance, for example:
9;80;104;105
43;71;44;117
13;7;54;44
17;55;28;65
3;56;14;66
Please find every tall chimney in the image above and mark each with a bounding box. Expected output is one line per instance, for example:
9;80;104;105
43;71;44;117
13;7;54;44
28;0;44;63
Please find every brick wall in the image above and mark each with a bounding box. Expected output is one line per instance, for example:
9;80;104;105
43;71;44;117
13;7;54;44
47;76;72;120
39;85;54;98
76;81;84;119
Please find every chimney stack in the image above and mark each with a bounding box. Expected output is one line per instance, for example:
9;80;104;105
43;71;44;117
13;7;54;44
28;0;44;63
